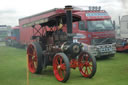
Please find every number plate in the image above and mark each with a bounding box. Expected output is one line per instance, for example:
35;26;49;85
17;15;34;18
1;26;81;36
99;47;112;52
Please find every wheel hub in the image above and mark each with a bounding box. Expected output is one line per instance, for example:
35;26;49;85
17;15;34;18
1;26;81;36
85;62;89;67
57;65;61;69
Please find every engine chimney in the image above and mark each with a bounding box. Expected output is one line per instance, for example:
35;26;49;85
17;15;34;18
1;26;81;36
65;5;73;41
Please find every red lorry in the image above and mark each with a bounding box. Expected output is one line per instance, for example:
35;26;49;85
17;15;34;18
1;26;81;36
18;6;116;58
71;6;116;58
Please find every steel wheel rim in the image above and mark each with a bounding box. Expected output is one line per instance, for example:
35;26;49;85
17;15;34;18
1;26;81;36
78;52;93;77
27;44;38;73
53;55;66;81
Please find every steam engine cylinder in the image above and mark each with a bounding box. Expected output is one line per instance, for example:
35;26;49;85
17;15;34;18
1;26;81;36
61;42;81;58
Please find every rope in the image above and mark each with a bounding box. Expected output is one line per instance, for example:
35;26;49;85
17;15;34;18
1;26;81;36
26;55;29;85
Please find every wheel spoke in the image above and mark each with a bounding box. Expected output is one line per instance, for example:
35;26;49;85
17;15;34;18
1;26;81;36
34;62;37;69
33;56;37;61
85;55;89;61
61;64;66;70
29;46;34;54
27;53;33;57
85;66;89;75
88;66;92;72
85;67;87;73
30;61;34;67
63;70;66;76
33;49;36;55
59;69;63;79
89;63;92;67
79;62;84;68
60;57;62;65
81;55;84;60
56;59;59;65
79;56;85;68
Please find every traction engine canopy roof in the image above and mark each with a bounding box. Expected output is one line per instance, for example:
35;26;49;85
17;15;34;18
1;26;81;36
19;8;81;28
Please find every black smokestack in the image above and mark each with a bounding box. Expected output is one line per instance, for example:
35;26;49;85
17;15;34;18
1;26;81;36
65;5;73;41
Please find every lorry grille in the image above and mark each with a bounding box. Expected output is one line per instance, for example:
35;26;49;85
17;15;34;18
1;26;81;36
91;37;116;45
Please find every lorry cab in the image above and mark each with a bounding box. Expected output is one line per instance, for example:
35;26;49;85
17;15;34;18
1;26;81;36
73;6;116;58
11;26;20;42
5;26;20;47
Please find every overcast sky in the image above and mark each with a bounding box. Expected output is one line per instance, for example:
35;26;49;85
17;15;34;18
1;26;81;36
0;0;128;27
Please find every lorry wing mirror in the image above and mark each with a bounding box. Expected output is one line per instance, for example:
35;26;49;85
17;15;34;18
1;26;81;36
113;20;116;29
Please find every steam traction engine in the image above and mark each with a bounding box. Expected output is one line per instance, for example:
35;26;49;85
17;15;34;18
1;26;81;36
26;6;96;82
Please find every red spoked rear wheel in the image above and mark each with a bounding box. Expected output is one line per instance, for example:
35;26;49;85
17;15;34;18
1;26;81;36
53;53;70;82
27;44;37;73
27;42;43;74
78;52;96;78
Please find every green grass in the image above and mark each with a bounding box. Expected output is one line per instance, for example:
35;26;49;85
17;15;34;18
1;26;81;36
0;46;128;85
0;42;5;44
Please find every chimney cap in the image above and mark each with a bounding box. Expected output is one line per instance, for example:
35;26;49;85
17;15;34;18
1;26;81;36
65;5;73;11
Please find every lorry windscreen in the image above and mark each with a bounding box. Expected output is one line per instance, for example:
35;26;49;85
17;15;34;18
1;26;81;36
87;19;114;32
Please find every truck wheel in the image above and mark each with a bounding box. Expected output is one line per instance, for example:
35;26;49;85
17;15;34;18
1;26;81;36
27;42;43;74
78;52;96;78
53;53;70;82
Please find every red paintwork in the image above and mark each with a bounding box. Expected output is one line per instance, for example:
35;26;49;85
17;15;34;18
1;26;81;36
70;59;78;69
73;11;114;45
27;44;37;73
53;54;67;82
53;52;93;82
116;44;128;51
20;26;33;44
78;52;93;77
72;21;115;44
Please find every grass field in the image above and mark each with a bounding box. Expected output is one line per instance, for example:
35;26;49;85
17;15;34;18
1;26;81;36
0;46;128;85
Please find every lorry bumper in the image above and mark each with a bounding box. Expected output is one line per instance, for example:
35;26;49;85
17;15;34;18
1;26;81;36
82;43;116;58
